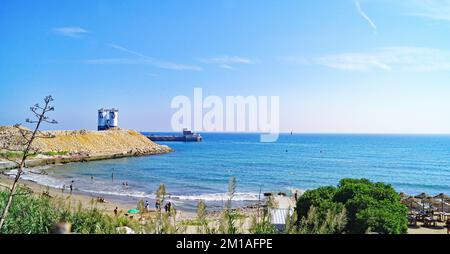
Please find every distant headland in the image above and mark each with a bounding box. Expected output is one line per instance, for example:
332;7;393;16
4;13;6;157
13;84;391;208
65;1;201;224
0;126;172;170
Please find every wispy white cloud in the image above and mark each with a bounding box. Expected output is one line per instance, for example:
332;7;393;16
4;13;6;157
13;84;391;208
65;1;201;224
52;27;88;38
355;0;377;32
83;43;203;71
313;47;450;72
219;64;234;70
196;56;256;64
107;43;149;58
408;0;450;22
153;61;203;71
196;56;256;69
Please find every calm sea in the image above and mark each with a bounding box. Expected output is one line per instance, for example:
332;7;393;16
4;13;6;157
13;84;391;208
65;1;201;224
16;133;450;211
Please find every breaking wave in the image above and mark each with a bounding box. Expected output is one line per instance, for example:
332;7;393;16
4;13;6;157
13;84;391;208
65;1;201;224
3;169;261;202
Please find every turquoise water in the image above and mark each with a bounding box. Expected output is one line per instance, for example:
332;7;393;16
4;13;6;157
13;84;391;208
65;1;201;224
22;133;450;210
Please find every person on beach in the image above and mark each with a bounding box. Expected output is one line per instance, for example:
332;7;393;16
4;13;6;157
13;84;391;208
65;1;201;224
69;184;73;193
114;207;118;216
446;218;450;234
164;202;172;213
145;200;149;211
62;184;65;193
155;199;160;210
91;176;94;182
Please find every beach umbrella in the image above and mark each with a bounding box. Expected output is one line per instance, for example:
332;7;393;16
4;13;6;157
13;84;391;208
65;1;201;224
433;193;450;212
414;192;429;199
433;193;450;200
414;193;429;211
399;192;409;200
414;193;433;211
401;197;421;210
423;196;440;211
127;209;140;214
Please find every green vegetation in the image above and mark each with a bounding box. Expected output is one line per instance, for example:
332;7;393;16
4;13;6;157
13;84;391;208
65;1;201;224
296;205;347;234
0;150;69;159
0;188;136;234
248;196;277;234
218;177;242;234
296;178;408;234
195;200;217;234
44;151;69;156
0;150;37;159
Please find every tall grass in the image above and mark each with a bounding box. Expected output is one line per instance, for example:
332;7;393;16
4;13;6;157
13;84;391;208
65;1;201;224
0;188;137;234
249;196;277;234
218;177;243;234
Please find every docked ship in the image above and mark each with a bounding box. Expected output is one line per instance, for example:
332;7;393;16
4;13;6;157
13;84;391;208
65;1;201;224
145;129;203;142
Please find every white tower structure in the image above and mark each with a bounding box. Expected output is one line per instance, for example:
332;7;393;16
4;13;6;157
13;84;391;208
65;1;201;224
108;109;119;128
98;108;108;131
97;108;119;131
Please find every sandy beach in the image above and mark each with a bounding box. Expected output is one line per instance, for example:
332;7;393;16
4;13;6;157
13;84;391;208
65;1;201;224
0;173;197;221
408;225;447;234
0;173;128;214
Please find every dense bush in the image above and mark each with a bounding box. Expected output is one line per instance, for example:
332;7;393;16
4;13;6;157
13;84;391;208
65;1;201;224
0;188;134;234
0;189;59;234
296;178;408;234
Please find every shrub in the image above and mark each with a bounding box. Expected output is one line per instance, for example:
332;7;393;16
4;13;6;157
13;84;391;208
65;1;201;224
297;205;347;234
0;188;136;234
297;186;342;223
296;178;408;234
249;196;277;234
45;151;69;156
0;189;59;234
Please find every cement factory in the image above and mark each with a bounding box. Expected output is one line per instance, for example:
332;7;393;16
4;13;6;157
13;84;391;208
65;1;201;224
97;108;119;131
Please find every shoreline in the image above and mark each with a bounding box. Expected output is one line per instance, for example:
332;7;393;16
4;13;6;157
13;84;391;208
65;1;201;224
0;150;172;171
0;173;197;220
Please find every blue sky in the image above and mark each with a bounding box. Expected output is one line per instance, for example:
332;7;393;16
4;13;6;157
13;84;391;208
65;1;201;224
1;0;450;133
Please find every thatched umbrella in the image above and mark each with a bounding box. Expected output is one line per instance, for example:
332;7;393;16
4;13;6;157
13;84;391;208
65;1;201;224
414;193;429;199
414;193;432;211
423;196;440;211
401;196;421;210
399;192;409;199
433;193;450;213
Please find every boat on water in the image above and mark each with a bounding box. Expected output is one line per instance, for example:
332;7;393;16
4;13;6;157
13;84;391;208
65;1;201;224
145;129;203;142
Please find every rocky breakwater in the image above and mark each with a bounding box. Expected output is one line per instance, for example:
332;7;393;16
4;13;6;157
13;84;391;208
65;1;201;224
0;126;172;169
